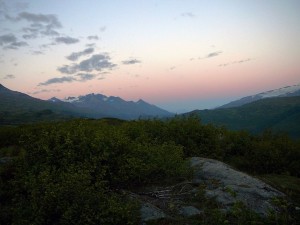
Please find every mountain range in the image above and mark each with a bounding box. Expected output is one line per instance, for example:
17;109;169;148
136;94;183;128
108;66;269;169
1;83;300;138
0;84;172;124
219;84;300;108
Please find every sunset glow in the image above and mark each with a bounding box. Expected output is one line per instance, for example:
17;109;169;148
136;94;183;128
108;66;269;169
1;0;299;112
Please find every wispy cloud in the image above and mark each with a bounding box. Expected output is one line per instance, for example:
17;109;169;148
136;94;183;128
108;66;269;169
55;36;79;44
39;76;76;86
205;51;223;58
87;35;99;40
58;53;117;74
219;58;253;67
181;12;196;18
39;72;99;86
66;47;94;61
122;59;141;65
0;34;16;44
5;12;62;39
76;73;97;81
30;88;61;95
12;12;62;28
32;50;44;55
0;34;28;49
3;74;15;79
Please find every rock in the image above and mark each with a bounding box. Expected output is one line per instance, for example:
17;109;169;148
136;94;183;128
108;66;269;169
179;206;202;217
140;202;168;222
190;157;285;216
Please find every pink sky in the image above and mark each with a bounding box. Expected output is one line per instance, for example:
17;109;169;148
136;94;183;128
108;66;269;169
1;0;299;112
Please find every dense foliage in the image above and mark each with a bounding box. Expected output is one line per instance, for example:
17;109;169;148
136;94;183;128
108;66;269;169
0;117;299;224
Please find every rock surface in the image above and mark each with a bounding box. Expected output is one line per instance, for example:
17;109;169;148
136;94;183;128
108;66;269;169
179;206;202;217
136;157;286;223
190;157;285;216
140;202;168;222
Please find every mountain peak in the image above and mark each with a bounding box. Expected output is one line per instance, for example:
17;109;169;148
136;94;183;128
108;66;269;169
48;97;62;103
137;99;147;104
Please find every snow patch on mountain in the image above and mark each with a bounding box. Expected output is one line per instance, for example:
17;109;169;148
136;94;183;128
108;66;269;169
219;83;300;109
257;84;300;98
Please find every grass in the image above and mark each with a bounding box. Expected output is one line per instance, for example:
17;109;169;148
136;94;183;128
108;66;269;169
259;174;300;205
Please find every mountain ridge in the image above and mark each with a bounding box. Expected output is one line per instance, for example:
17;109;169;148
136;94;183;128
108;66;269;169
184;96;300;138
219;84;300;109
0;84;173;124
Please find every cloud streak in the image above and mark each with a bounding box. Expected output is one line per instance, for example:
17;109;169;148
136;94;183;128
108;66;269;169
181;12;196;18
55;36;79;44
5;12;62;40
66;47;94;61
39;76;76;86
87;35;99;40
122;59;141;65
76;73;97;81
0;34;28;49
206;51;223;58
3;74;15;79
219;58;253;67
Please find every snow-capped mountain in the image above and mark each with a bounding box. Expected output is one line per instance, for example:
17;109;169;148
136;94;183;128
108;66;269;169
49;93;173;119
219;84;300;109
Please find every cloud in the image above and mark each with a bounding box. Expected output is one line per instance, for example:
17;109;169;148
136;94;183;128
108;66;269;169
76;73;97;81
206;51;223;58
32;50;44;55
30;88;61;95
57;64;78;74
237;58;252;63
39;73;98;86
86;43;96;48
16;12;62;28
55;36;79;44
39;76;76;86
181;12;196;18
66;47;94;61
0;34;28;49
58;53;117;74
122;59;141;65
87;35;99;40
5;11;62;39
3;74;15;79
0;34;17;45
5;41;28;49
219;58;252;67
77;54;116;71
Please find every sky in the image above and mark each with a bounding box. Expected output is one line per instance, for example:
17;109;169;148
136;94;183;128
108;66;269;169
0;0;299;113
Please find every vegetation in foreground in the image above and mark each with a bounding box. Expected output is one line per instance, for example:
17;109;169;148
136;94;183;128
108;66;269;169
0;117;299;224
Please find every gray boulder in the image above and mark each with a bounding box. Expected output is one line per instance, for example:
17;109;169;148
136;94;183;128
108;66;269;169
179;206;202;217
140;202;168;222
190;157;285;216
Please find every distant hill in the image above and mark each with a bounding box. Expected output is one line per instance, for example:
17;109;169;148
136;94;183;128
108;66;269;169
184;96;300;138
219;84;300;109
0;84;173;124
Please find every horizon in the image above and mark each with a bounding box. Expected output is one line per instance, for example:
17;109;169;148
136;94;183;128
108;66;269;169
1;0;299;113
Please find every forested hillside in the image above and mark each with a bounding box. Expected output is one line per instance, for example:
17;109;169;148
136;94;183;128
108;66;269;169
0;117;299;224
186;96;300;138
